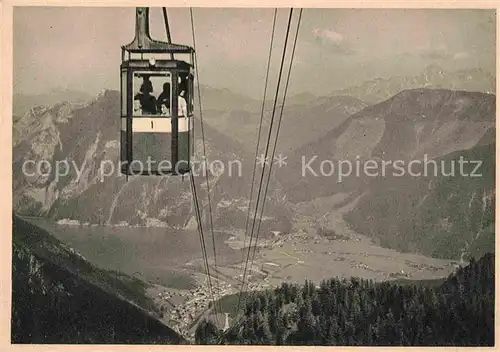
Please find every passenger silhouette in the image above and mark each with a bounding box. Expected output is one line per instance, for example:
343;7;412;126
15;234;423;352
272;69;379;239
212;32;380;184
178;90;188;117
134;77;157;115
157;82;171;115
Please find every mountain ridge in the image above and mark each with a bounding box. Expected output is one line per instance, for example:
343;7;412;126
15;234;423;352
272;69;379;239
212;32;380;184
13;89;286;236
329;66;495;104
12;213;186;344
12;87;495;261
280;88;495;202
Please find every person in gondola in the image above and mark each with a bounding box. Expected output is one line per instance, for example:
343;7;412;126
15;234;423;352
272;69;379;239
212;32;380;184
134;77;157;115
156;82;171;116
178;89;188;117
179;74;188;94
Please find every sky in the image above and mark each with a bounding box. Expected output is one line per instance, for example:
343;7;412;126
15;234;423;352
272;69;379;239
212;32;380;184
13;7;496;99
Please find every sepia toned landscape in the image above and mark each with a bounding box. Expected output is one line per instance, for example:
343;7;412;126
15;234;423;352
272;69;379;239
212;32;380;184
10;6;495;346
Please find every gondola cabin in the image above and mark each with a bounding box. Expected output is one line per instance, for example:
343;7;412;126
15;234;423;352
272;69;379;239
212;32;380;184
120;7;194;176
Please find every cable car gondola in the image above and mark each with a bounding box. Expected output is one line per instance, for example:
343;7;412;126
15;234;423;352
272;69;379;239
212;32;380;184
118;7;303;335
120;7;194;176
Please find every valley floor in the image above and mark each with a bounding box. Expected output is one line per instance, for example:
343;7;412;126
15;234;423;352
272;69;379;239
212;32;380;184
22;212;460;342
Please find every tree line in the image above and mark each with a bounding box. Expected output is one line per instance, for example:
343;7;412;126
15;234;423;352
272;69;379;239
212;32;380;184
195;253;494;346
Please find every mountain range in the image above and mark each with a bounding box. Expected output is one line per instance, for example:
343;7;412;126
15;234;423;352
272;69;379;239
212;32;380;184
12;70;496;262
194;65;494;154
202;95;369;153
278;88;495;259
330;65;495;104
280;89;495;200
13;87;93;118
12;89;288;240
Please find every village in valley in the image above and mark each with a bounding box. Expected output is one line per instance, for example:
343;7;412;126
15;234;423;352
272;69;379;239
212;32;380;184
146;227;458;341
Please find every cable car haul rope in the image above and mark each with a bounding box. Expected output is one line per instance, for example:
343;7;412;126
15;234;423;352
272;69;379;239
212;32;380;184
229;8;303;338
119;6;302;340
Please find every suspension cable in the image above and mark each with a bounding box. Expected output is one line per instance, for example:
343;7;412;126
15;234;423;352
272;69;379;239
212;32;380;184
250;8;303;271
162;7;174;60
225;9;303;343
189;7;222;325
239;7;278;287
219;10;303;342
189;173;219;327
235;8;295;317
158;5;219;331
